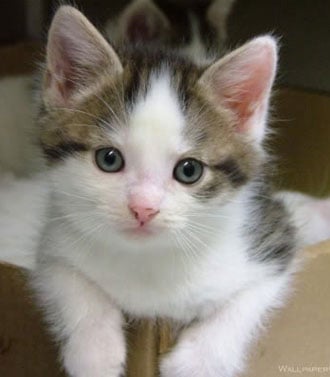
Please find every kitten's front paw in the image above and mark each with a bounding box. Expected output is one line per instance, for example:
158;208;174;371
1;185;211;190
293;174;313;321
161;347;208;377
160;340;232;377
63;321;126;377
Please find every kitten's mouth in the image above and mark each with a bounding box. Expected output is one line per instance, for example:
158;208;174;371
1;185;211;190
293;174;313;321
122;223;162;238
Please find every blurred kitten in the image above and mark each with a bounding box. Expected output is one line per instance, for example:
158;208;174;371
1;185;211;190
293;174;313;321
0;75;43;176
106;0;236;62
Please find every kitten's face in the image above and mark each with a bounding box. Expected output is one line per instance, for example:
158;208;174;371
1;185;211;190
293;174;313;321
48;69;255;241
40;7;276;245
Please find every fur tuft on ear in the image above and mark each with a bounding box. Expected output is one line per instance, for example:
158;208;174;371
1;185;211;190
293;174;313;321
106;0;170;44
198;36;278;143
44;6;123;107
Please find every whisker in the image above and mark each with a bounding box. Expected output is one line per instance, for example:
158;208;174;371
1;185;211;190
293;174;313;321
178;228;201;262
187;221;216;237
185;227;210;251
54;190;97;202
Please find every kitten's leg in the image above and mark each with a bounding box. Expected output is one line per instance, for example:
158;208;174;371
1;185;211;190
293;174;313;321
160;273;292;377
33;262;126;377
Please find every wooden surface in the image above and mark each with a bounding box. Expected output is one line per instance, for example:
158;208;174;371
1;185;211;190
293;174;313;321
0;264;65;377
244;242;330;377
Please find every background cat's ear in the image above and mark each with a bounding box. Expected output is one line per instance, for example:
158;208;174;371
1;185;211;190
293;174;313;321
106;0;170;44
198;36;277;143
207;0;236;45
44;6;123;107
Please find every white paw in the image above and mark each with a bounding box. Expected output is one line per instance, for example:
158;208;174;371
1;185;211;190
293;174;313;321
160;337;237;377
63;320;126;377
160;344;216;377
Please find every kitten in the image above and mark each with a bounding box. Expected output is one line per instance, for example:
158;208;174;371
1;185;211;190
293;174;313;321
31;5;300;377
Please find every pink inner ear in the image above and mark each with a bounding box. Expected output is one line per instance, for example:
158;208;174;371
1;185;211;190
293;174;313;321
222;61;273;132
44;6;123;107
208;38;277;139
46;34;78;105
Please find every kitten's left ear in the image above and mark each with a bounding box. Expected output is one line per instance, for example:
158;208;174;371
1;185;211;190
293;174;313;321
198;36;277;143
44;6;123;107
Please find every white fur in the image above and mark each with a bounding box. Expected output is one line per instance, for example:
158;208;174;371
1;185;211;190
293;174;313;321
129;73;186;152
0;173;48;269
161;273;293;377
34;262;126;377
277;191;330;246
36;167;295;377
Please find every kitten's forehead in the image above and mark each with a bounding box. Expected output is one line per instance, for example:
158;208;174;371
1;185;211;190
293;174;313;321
119;71;188;177
128;72;186;151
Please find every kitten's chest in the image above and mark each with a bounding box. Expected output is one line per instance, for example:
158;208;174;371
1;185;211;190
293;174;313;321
74;236;253;321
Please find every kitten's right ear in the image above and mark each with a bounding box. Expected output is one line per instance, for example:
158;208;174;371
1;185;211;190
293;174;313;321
198;36;277;144
106;0;170;44
44;6;123;108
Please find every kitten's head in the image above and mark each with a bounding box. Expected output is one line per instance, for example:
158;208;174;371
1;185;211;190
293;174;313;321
40;6;277;246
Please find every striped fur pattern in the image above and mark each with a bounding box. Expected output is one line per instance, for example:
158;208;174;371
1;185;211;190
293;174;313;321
39;45;261;202
32;5;300;377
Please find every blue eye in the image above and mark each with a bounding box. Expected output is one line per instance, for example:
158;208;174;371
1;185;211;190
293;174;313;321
95;148;124;172
174;158;203;184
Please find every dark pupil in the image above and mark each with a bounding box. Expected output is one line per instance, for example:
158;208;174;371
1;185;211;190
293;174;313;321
183;162;195;177
105;151;116;165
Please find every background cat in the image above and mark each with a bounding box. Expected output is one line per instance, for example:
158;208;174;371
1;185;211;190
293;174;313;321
0;75;43;176
106;0;236;61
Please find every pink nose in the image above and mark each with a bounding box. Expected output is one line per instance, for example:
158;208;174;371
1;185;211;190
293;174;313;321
129;205;159;225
